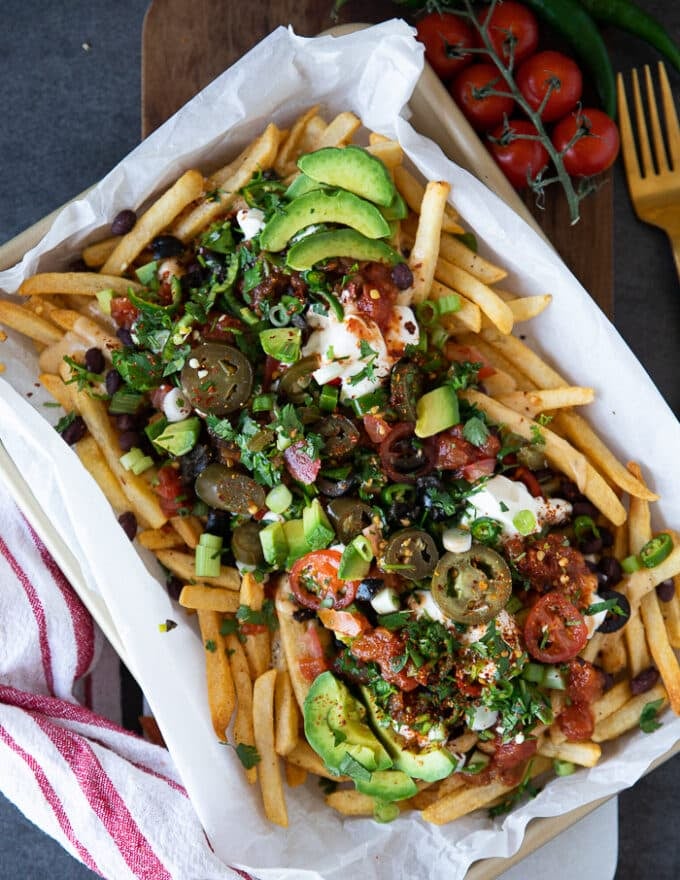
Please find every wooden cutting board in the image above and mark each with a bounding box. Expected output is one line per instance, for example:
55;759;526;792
141;0;613;311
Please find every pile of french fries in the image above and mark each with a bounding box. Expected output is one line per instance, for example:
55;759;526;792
2;107;680;829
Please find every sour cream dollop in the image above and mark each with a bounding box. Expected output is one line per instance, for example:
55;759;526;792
465;475;571;538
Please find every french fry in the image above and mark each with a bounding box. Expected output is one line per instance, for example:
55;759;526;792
38;372;72;411
225;633;257;784
74;435;130;516
274;107;321;176
102;169;205;275
47;309;120;358
393;167;463;233
661;573;680;648
154;549;240;590
285;740;349;782
274;668;299;757
285;763;308;788
172;125;280;241
422;757;551;825
406;180;451;305
19;272;142;297
312;111;361;149
592;682;667;742
170;514;203;549
137;526;185;551
537;737;601;768
435;259;514;334
179;584;240;614
297;114;327;155
196;609;235;741
38;331;88;375
82;235;122;268
600;633;628;675
429;280;482;333
460;390;627;526
503;294;552;322
593;680;632;725
0;300;63;345
437;229;507;284
624;543;680;608
253;669;288;827
497;386;595;419
409;774;465;810
240;572;271;680
365;139;404;169
325;789;376;817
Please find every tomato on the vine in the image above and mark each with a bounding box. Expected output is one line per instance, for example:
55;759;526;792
552;107;620;176
524;592;588;662
416;12;475;81
516;50;583;122
488;119;549;189
477;0;539;67
450;62;515;132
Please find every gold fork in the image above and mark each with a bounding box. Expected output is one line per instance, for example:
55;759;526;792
617;62;680;279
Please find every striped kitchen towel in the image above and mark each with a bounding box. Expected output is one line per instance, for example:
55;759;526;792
0;481;251;880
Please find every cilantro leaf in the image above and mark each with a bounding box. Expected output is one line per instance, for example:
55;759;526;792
55;412;78;435
111;349;164;391
463;416;489;447
234;743;261;769
337;752;372;782
639;698;664;733
585;598;625;616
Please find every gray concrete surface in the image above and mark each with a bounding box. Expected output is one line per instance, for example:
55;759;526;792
1;1;679;878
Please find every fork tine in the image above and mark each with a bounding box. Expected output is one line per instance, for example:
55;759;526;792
657;61;680;169
631;68;654;177
643;65;670;173
617;72;641;182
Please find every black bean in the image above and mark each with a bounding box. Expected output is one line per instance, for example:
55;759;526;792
68;257;88;272
656;579;676;602
60;416;87;445
599;668;615;693
585;559;599;573
85;347;105;374
111;209;137;235
105;369;123;395
118;430;142;452
151;234;184;259
599;555;623;587
600;527;614;548
572;500;599;519
630;666;660;696
292;607;316;622
356;578;384;602
166;575;183;602
596;588;631;633
118;511;138;541
560;479;586;502
205;509;231;541
579;536;603;555
116;327;134;347
391;262;414;290
115;413;138;432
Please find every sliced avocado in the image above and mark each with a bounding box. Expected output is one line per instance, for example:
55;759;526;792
285;173;325;200
355;769;418;802
304;672;392;776
286;228;403;271
259;521;288;567
381;189;408;221
360;686;457;782
414;386;460;439
282;519;309;569
338;539;372;581
260;189;391;253
302;499;335;551
298;145;395;207
152;416;200;456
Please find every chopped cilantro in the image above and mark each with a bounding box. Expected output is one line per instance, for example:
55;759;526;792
639;698;664;733
205;639;217;652
55;411;78;435
585;598;626;616
530;424;546;446
463;416;490;447
111;349;164;391
236;599;279;631
233;743;261;769
62;356;104;392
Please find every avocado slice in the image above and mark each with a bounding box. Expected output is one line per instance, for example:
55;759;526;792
355;769;418;802
260;189;391;253
284;173;325;200
360;686;457;782
381;189;408;221
304;672;392;776
298;145;395;207
286;228;403;271
414;386;460;439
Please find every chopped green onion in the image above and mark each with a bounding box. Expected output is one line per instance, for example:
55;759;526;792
513;509;537;536
120;447;154;475
319;385;339;412
428;325;449;350
415;301;438;327
252;394;274;413
436;294;461;315
543;666;566;690
268;303;291;327
573;515;600;540
470;517;502;544
553;759;575;777
239;306;260;327
199;532;223;550
521;662;545;684
266;484;293;514
96;288;114;315
109;388;144;415
350;390;388;417
622;554;641;574
506;594;524;614
195;533;223;577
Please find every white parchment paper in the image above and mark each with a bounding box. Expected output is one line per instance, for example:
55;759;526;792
1;20;680;880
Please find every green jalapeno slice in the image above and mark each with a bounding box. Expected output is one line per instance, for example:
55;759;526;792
431;544;512;625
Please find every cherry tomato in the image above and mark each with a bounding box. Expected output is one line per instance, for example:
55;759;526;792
566;658;604;706
154;465;188;517
524;592;588;662
289;550;358;611
493;736;538;771
317;607;371;638
298;623;329;682
558;702;595;742
552;107;620;177
351;627;424;692
488;119;549;190
511;465;544;498
416;12;475;81
516;51;582;122
450;63;515;132
477;1;539;66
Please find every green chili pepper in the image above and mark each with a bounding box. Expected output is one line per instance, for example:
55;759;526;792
470;517;502;544
522;0;617;117
640;533;673;568
578;0;680;73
